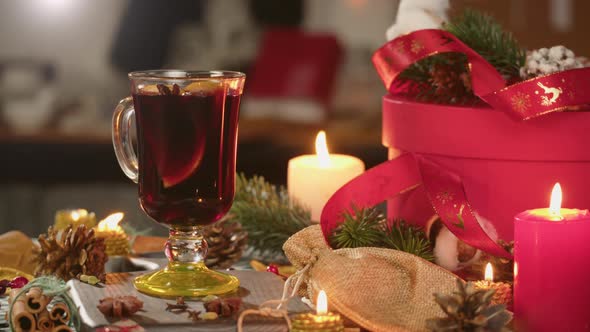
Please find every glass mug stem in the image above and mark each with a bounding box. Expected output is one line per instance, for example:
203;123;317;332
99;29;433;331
165;228;208;264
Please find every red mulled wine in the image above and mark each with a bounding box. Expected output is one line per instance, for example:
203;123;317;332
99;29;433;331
133;86;241;228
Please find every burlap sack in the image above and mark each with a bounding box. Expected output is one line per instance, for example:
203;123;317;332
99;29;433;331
283;225;460;332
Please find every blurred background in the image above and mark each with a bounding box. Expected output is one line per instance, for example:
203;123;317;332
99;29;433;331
0;0;588;235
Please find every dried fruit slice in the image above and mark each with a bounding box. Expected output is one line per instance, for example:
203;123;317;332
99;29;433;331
153;111;207;189
159;144;205;188
0;267;34;282
139;84;161;95
183;80;224;96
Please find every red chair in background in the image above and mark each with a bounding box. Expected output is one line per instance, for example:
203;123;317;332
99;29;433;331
243;28;343;123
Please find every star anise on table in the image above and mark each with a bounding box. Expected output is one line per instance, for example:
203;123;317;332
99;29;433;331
97;296;143;318
204;297;242;317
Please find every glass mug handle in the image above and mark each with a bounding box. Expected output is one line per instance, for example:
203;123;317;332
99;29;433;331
112;97;139;183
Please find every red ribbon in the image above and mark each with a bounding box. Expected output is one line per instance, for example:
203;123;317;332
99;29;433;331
320;154;512;259
484;68;590;119
321;154;421;243
372;29;590;120
321;29;590;258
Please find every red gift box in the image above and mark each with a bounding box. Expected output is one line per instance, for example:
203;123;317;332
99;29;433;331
320;29;590;257
382;94;590;242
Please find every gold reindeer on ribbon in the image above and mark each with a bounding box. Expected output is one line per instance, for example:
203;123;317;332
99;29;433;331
537;82;562;106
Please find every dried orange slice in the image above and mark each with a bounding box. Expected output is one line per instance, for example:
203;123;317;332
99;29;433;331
183;80;224;96
0;267;34;282
138;84;160;95
160;145;205;188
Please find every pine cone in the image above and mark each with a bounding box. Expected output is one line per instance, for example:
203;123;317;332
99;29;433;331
520;45;584;79
429;62;474;103
204;218;248;269
35;225;108;282
427;279;512;332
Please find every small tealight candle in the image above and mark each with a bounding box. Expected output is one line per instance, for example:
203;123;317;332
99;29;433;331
95;212;130;256
54;209;97;230
291;290;344;332
288;131;365;221
473;263;512;307
514;183;590;331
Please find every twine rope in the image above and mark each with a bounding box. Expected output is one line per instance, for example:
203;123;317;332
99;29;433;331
237;250;318;332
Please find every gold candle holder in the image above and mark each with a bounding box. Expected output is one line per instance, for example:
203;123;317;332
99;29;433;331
291;290;344;332
473;263;513;306
291;312;344;332
54;209;96;230
95;212;130;256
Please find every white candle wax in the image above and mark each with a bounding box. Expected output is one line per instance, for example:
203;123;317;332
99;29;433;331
288;132;365;222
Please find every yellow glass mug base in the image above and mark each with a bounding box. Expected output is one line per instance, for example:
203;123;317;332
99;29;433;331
133;262;239;297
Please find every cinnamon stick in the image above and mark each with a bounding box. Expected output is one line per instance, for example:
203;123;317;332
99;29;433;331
25;287;51;314
49;302;70;325
11;298;37;332
37;310;54;332
8;288;21;304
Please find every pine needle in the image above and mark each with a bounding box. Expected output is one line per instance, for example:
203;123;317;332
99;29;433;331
445;9;526;79
330;206;435;261
382;220;434;262
396;53;478;105
229;173;311;256
395;8;526;105
330;205;384;248
230;175;434;261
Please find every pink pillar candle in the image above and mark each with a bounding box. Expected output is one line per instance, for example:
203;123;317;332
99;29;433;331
514;184;590;331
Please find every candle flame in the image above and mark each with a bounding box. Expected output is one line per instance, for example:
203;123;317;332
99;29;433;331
97;212;124;232
71;210;81;222
316;290;328;315
549;183;562;216
485;262;494;282
315;131;331;168
70;209;89;222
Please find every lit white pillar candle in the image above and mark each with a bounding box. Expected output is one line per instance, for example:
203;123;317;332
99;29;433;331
288;131;365;222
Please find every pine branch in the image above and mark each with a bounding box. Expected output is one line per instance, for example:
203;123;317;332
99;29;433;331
229;173;311;256
330;206;434;261
398;53;462;83
396;53;479;105
395;9;525;105
445;9;526;79
382;219;434;262
329;205;385;248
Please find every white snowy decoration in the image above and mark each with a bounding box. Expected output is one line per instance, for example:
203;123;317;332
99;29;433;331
386;0;449;41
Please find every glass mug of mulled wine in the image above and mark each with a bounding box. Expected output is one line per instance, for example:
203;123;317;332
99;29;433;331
112;70;245;297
